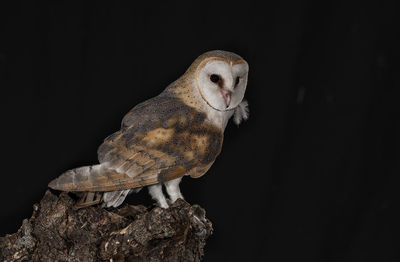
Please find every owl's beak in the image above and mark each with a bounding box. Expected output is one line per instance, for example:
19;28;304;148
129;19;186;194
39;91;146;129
220;89;231;108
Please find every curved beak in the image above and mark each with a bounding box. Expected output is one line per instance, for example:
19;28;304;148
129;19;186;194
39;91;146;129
220;89;232;108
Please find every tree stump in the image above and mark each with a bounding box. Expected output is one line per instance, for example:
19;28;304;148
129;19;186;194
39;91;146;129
0;190;213;262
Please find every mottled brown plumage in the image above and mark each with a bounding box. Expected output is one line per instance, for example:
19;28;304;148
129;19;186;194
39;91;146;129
48;50;249;208
49;96;223;192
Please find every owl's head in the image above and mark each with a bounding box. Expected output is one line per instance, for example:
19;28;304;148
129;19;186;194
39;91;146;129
191;50;249;111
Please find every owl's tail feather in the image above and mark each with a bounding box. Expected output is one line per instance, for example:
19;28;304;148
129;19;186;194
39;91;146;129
48;163;156;193
48;164;136;208
48;164;130;192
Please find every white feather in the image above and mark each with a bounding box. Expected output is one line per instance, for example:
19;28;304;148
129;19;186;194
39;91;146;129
103;189;131;207
233;100;249;125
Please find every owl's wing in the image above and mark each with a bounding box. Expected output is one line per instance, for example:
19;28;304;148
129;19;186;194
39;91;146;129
87;94;223;191
92;130;187;191
49;95;223;192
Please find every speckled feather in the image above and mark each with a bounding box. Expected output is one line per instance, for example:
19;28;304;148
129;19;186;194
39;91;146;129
49;95;223;192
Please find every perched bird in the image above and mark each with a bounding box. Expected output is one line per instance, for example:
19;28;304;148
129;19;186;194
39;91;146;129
48;50;249;208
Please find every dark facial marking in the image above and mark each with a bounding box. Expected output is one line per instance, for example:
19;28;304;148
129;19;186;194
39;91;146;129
209;74;224;89
235;76;240;86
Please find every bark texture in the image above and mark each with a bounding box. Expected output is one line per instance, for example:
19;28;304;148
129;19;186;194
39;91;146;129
0;191;212;262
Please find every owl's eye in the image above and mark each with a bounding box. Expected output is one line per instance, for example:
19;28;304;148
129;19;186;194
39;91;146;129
235;76;240;86
210;74;220;83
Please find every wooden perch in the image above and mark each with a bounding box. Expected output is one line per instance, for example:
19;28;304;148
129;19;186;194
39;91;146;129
0;191;213;262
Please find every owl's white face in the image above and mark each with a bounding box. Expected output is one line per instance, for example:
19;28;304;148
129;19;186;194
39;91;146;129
196;60;249;111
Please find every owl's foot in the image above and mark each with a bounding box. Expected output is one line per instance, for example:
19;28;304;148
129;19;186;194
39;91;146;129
148;184;169;209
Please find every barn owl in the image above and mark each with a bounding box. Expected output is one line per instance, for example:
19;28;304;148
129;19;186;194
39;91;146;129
48;50;249;209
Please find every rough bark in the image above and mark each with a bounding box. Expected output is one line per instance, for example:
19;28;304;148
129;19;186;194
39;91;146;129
0;191;212;262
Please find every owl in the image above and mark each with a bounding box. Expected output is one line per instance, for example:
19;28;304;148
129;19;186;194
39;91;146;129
48;50;249;209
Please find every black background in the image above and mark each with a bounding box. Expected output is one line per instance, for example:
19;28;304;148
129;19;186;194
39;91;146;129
1;1;399;261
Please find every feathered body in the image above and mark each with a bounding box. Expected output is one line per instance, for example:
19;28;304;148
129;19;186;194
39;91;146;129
49;50;249;208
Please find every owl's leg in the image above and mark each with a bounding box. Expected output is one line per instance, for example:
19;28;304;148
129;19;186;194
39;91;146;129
164;177;184;203
148;184;169;209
